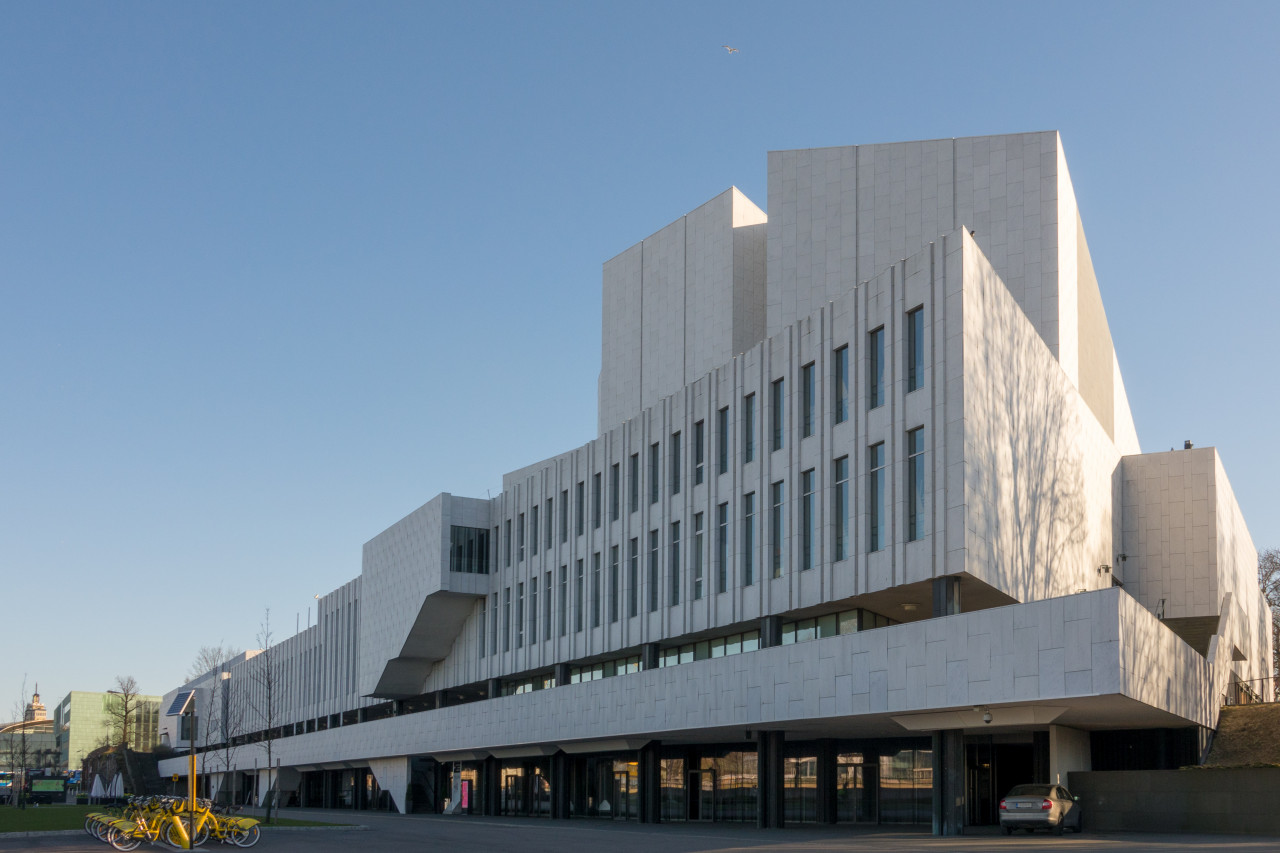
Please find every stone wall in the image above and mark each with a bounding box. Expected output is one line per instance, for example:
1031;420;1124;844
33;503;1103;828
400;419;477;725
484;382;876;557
1068;768;1280;835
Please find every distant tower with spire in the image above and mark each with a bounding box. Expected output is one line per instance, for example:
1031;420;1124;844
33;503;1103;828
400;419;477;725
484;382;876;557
24;686;48;722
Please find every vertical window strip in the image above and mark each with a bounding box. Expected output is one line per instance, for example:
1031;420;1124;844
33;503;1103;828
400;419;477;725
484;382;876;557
543;571;552;642
868;327;885;409
742;492;756;586
650;443;660;504
502;587;511;652
834;457;849;561
560;490;569;543
592;472;601;529
609;545;620;623
907;427;926;541
629;453;640;513
530;506;538;556
801;469;815;571
515;582;524;649
576;481;585;536
717;407;730;474
574;559;584;632
558;566;567;637
907;306;924;393
529;578;538;643
771;378;785;451
802;362;815;437
743;394;755;464
834;346;849;424
694;420;705;485
693;512;705;599
628;538;639;618
671;431;681;494
770;480;785;578
610;463;620;521
591;553;601;628
669;521;681;606
717;502;729;594
648;529;660;612
868;442;886;552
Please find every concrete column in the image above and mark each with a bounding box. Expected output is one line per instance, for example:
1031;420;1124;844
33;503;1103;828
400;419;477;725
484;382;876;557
1048;725;1091;787
638;742;661;823
482;756;500;816
550;751;570;819
931;729;965;836
756;731;784;829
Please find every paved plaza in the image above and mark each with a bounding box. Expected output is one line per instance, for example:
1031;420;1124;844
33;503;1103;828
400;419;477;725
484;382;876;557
6;811;1280;853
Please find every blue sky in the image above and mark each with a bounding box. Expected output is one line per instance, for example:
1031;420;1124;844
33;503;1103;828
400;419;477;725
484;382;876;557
3;1;1277;706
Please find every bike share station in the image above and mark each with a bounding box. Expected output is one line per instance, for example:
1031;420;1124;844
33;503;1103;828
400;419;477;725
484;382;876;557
167;689;200;848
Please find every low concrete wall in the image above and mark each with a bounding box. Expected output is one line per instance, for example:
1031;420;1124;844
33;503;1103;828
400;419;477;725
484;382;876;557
1068;768;1280;835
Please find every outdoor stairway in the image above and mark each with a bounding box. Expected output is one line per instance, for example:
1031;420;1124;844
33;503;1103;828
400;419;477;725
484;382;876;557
1203;704;1280;767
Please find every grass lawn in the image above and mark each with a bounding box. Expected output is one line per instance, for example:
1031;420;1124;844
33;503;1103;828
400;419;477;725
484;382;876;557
0;804;347;833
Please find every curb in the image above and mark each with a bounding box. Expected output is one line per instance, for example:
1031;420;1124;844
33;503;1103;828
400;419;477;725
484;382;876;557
1;824;368;839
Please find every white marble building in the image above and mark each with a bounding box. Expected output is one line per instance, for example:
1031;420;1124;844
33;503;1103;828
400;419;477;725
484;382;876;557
159;132;1272;834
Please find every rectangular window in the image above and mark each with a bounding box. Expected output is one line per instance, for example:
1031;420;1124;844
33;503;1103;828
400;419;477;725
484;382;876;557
801;469;815;571
717;407;730;474
574;559;584;632
477;606;486;660
671;431;681;495
628;538;639;618
868;327;885;408
834;345;849;424
502;587;511;652
868;442;886;552
515;582;524;649
834;456;849;561
649;443;660;504
648;529;660;613
489;593;498;655
771;378;785;451
693;512;705;600
560;490;569;543
592;472;602;529
717;502;729;593
545;499;553;550
609;545;620;623
449;525;490;574
528;579;537;643
907;306;925;393
693;420;705;485
544;571;552;641
801;362;815;438
907;427;926;541
742;394;755;464
558;566;567;637
591;552;601;628
610;463;620;521
742;493;756;586
529;506;538;556
576;481;585;536
669;521;681;607
504;519;512;567
629;453;640;513
770;480;785;578
517;512;526;561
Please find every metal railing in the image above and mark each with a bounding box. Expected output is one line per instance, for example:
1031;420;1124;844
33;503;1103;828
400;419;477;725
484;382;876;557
1223;676;1279;706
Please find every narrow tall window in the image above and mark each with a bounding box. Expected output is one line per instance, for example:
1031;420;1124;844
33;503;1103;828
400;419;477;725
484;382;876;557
669;522;682;606
478;606;486;660
868;442;886;552
800;469;815;571
742;493;756;586
610;463;620;521
834;456;849;561
544;571;552;641
717;502;729;594
717;406;730;474
517;512;526;561
529;579;537;643
649;443;660;504
592;472;602;529
505;519;512;567
515;582;524;648
558;566;567;637
502;587;511;651
574;559;584;632
868;327;885;409
629;453;640;513
560;490;569;543
545;499;553;550
907;427;926;541
530;505;539;556
907;306;925;393
694;420;705;485
742;394;756;464
648;530;660;612
693;512;705;599
834;345;849;424
609;545;620;623
490;593;498;654
628;538;639;618
671;431;682;495
802;362;816;438
771;379;785;451
770;481;785;578
591;552;601;628
575;481;585;536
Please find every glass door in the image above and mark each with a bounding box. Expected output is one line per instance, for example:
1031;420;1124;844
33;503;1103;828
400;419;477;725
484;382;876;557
687;769;716;821
611;770;637;820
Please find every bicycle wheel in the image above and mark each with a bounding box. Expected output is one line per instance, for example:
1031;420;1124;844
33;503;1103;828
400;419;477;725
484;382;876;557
232;824;260;848
108;827;142;852
163;820;194;849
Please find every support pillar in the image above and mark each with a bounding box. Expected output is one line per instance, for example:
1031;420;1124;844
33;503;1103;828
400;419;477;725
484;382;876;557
817;739;837;824
482;756;500;816
931;729;965;836
756;731;784;829
638;742;661;823
549;751;570;819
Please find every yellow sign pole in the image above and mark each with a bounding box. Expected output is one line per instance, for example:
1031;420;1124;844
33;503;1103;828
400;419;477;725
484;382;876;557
187;709;197;850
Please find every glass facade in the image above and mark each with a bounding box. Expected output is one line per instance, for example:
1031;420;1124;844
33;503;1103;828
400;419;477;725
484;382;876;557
448;526;490;574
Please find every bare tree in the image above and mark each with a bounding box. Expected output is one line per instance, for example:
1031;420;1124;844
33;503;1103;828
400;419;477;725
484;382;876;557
200;668;247;804
1261;548;1280;680
106;675;141;794
249;611;281;822
4;675;32;808
187;644;243;683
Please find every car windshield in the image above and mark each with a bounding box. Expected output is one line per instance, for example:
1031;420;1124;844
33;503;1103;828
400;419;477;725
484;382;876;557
1007;785;1054;797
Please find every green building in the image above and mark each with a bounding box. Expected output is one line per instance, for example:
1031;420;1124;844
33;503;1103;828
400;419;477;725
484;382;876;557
54;690;162;773
1;690;58;776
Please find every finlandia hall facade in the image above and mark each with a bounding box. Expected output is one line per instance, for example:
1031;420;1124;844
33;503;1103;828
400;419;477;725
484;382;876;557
159;132;1273;834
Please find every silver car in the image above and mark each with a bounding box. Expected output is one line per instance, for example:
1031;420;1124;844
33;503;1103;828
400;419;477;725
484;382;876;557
999;784;1082;834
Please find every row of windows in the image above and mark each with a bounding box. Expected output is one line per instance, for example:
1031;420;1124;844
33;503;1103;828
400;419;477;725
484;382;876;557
480;428;927;660
494;306;928;570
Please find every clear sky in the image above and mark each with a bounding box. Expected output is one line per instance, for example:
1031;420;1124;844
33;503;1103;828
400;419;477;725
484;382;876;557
3;1;1277;709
